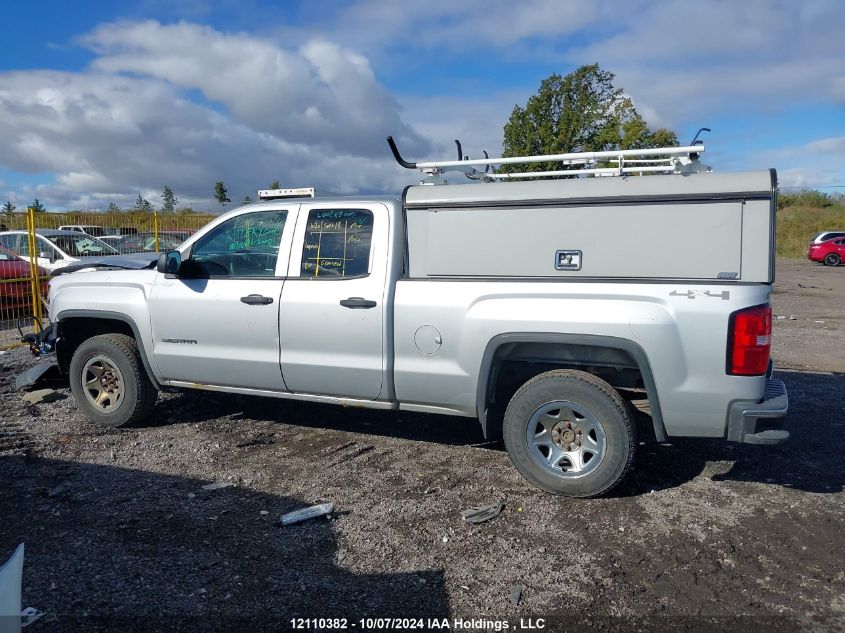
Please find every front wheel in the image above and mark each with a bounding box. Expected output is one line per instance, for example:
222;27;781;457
69;333;157;427
503;370;636;497
824;253;841;267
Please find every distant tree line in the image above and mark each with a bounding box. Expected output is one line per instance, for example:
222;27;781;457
1;198;45;214
777;189;845;210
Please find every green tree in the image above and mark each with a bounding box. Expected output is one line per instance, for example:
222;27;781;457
134;194;152;212
501;64;678;174
106;202;121;213
161;185;178;213
269;180;281;189
214;181;231;207
2;200;14;228
30;198;46;213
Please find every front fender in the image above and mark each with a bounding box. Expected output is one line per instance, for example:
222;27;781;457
50;270;161;384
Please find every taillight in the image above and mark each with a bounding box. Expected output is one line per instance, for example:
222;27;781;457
727;304;772;376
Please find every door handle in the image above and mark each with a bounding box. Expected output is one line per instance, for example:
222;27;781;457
339;297;377;309
240;294;274;305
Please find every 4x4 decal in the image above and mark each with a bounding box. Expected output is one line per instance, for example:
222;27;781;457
669;290;730;300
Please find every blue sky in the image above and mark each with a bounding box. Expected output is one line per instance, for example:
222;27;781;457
0;0;843;210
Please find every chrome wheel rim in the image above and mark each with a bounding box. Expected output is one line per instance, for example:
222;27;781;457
82;355;125;413
526;400;606;479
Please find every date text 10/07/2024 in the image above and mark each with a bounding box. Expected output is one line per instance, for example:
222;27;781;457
290;618;547;630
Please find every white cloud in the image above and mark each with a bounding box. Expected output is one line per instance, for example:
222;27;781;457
0;20;432;210
746;136;845;188
565;1;844;128
81;20;427;157
805;136;845;155
302;0;845;128
399;92;523;161
777;168;839;189
282;0;619;55
0;68;418;210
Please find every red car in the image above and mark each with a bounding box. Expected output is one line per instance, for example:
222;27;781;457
0;246;48;310
808;237;845;267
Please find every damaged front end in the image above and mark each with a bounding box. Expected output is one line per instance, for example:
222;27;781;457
15;315;62;390
17;315;57;358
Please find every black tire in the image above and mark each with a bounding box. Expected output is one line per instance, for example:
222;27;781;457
503;369;636;497
69;333;157;427
824;253;841;267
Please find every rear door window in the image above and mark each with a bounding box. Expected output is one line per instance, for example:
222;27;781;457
37;237;60;260
16;235;37;257
299;209;374;278
21;236;61;260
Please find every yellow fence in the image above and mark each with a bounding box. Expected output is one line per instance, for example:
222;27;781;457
0;209;215;332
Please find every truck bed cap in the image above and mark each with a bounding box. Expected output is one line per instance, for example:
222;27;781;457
405;170;775;209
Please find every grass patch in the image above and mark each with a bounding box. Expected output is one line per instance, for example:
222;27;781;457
777;204;845;258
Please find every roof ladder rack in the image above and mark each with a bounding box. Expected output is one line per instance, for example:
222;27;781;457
386;136;711;184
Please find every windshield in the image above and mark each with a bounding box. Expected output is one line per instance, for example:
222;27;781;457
115;232;184;253
51;234;118;257
0;247;20;262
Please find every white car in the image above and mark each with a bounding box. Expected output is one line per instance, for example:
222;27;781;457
0;229;118;272
810;231;845;244
58;225;121;238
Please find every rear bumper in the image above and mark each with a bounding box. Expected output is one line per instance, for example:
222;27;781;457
727;378;789;444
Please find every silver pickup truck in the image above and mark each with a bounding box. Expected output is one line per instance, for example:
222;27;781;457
39;140;788;497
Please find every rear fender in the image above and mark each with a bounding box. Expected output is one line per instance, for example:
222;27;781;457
476;332;667;442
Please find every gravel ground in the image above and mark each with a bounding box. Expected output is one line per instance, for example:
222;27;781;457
1;259;843;632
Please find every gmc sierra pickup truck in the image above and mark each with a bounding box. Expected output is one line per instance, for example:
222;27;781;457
37;139;788;497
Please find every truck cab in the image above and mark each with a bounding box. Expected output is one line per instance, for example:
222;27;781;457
148;197;397;400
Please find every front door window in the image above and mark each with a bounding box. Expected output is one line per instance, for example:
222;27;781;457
190;210;287;277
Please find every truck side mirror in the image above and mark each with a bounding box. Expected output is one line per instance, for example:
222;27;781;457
157;250;182;275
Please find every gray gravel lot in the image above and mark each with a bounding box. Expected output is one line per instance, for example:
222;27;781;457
1;258;843;632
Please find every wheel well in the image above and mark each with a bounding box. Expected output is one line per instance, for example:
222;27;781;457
56;317;134;374
479;338;665;442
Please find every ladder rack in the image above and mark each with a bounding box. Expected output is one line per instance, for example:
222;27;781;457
387;136;710;183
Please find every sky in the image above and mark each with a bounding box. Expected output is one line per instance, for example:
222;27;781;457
0;0;843;211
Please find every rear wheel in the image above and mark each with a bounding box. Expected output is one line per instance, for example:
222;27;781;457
824;253;841;266
503;369;636;497
69;333;157;427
